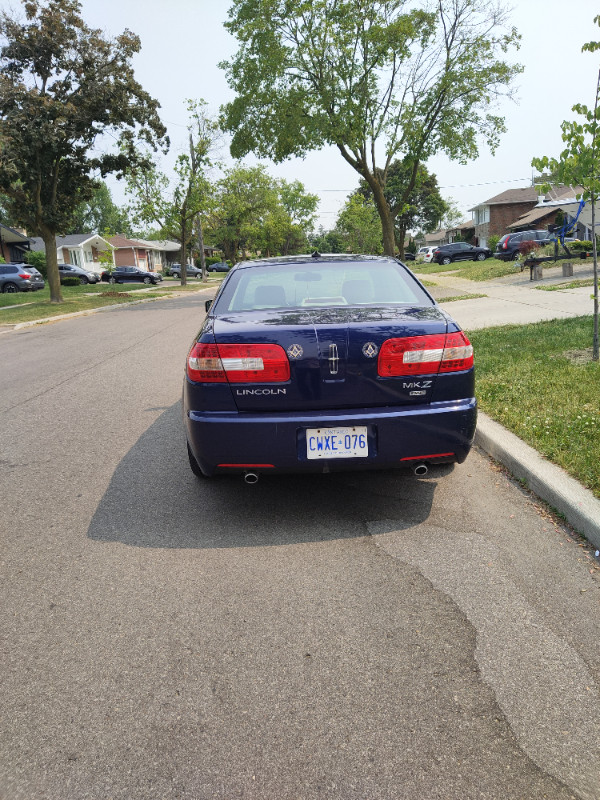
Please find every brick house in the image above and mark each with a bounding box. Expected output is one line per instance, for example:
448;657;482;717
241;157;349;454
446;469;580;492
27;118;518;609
0;223;31;262
508;186;584;234
469;187;540;248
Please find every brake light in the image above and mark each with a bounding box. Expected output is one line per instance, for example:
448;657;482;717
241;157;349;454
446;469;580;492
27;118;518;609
378;332;473;376
18;273;31;279
502;239;508;249
187;342;290;383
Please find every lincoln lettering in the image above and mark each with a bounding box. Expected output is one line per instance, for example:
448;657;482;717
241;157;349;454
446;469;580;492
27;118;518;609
236;388;287;396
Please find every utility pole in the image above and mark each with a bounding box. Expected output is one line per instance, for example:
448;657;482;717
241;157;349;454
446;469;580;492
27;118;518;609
196;214;208;283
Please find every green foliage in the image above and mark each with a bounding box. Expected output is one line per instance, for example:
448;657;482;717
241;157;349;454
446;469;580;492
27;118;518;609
570;240;593;252
308;227;345;254
25;249;47;278
335;194;383;254
0;0;167;302
65;182;130;236
61;276;81;286
221;0;521;255
488;235;500;252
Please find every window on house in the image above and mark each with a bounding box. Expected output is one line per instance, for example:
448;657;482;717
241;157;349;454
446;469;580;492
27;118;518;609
84;250;94;262
68;249;82;267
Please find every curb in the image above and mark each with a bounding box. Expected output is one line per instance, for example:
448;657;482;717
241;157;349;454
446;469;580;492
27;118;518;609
475;411;600;550
0;285;214;333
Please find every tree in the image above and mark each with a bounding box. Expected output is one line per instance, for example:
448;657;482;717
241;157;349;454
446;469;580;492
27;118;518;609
221;0;521;257
0;0;167;302
336;194;383;254
126;100;218;285
532;15;600;361
65;182;130;236
357;162;449;254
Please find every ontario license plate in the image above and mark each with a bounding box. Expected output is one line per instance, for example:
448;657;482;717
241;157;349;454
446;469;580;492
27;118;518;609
306;426;368;459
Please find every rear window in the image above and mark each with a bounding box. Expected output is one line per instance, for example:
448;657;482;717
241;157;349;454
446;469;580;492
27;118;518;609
216;260;432;312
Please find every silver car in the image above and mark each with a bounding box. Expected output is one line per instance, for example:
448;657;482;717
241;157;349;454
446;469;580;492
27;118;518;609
0;263;45;293
58;263;100;284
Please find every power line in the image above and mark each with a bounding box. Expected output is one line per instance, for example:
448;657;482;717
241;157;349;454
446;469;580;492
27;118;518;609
314;178;531;192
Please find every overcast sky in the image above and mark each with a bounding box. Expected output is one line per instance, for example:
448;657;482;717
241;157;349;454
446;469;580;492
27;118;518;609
51;0;600;227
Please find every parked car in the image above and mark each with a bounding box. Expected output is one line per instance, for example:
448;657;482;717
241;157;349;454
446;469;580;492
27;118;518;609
416;246;437;263
402;252;416;261
207;261;231;273
58;263;100;284
494;230;552;261
432;242;491;265
100;266;162;285
184;253;476;480
0;263;45;293
170;264;203;279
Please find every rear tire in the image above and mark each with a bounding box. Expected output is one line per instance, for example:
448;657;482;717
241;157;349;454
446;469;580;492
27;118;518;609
512;252;520;261
441;256;452;265
187;442;208;479
109;276;116;284
2;282;19;293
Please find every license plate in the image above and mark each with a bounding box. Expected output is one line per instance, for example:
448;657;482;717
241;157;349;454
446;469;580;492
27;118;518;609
306;426;368;459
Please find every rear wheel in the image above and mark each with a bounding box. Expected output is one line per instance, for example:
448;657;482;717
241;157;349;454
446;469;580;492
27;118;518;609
2;282;19;293
441;256;452;265
109;276;117;284
512;252;520;261
187;442;208;479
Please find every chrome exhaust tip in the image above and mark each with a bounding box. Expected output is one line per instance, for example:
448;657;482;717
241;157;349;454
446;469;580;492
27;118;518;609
412;463;428;477
243;471;259;485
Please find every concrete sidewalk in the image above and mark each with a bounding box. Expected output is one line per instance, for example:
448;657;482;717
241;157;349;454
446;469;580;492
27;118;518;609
418;263;600;549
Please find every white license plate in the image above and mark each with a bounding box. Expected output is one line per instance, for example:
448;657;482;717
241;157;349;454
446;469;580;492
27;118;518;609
306;426;368;459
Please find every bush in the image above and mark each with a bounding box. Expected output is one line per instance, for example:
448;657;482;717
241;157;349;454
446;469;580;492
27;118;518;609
25;250;47;278
62;277;81;286
570;240;592;252
488;235;499;253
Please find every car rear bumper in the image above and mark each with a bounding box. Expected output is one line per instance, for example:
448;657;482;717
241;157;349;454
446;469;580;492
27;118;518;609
185;398;477;476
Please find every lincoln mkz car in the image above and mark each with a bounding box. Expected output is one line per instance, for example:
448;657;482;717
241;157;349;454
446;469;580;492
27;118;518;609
183;254;476;482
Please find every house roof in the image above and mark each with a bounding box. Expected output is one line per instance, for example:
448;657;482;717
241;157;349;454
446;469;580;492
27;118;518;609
107;234;150;249
0;223;29;244
508;206;558;229
30;233;112;252
508;186;585;230
134;238;181;252
470;186;539;210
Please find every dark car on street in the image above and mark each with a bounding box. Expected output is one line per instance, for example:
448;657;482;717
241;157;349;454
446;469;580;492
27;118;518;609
494;230;553;261
0;263;45;293
170;264;203;279
58;263;100;284
432;242;491;265
184;253;476;481
101;266;162;285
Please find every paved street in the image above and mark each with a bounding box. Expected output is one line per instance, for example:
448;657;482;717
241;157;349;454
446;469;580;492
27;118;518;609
1;292;600;800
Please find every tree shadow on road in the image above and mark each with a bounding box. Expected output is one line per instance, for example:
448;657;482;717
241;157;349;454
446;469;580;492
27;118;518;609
88;401;450;549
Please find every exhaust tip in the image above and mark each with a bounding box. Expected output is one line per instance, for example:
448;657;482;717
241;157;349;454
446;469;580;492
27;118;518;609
412;463;428;477
243;471;259;485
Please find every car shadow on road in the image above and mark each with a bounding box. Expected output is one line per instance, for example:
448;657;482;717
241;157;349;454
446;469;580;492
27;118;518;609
88;401;449;549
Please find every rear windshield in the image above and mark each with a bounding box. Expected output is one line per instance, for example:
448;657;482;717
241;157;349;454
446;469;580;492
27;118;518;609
216;260;432;312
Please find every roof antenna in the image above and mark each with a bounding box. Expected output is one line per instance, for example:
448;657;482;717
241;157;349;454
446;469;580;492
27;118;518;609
311;250;321;259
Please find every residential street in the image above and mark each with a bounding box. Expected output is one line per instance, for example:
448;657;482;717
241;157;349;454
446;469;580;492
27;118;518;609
1;292;600;800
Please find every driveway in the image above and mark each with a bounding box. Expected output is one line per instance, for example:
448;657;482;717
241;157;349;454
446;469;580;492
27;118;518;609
1;295;599;800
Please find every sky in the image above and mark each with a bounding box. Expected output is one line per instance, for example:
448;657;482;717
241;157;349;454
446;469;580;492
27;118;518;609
13;0;600;229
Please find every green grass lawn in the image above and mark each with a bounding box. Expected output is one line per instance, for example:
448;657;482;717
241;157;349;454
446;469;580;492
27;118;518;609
469;317;600;498
415;256;594;282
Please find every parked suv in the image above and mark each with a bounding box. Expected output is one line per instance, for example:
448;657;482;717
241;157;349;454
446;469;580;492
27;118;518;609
495;230;552;261
170;263;203;279
432;242;491;265
0;263;45;293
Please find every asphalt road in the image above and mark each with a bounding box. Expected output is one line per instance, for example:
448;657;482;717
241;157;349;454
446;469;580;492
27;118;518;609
1;293;599;800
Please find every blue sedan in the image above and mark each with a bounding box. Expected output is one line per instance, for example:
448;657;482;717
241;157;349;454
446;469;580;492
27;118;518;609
183;254;476;481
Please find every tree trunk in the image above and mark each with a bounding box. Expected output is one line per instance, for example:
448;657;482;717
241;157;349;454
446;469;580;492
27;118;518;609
592;190;598;361
40;227;62;303
179;217;187;286
196;215;208;283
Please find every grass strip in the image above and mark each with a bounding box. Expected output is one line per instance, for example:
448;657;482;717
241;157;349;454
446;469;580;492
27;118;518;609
536;279;595;292
469;316;600;499
440;293;488;303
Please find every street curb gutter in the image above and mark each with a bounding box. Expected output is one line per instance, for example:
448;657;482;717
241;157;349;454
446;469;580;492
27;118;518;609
475;411;600;550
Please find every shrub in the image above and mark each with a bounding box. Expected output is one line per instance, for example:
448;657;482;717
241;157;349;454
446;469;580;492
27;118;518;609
518;240;540;258
25;250;47;278
488;235;499;253
62;277;81;286
570;240;592;252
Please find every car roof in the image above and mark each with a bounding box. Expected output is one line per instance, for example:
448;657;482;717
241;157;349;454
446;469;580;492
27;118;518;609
233;253;401;270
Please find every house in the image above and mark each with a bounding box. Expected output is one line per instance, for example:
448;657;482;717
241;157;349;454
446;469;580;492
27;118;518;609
446;220;475;243
469;187;540;249
508;186;586;235
134;239;181;270
422;229;448;247
107;234;156;271
0;223;31;262
30;233;114;268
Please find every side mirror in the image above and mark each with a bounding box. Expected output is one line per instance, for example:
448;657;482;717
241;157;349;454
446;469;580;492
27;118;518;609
205;299;213;312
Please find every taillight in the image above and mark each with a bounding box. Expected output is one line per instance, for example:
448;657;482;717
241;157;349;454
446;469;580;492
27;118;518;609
502;239;508;249
18;273;31;279
187;342;290;383
378;332;473;377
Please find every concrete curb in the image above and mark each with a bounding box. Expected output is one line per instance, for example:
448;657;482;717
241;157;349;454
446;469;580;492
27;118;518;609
475;411;600;550
0;285;214;333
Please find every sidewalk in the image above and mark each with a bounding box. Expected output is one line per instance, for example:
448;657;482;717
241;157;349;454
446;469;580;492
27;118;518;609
418;263;600;549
